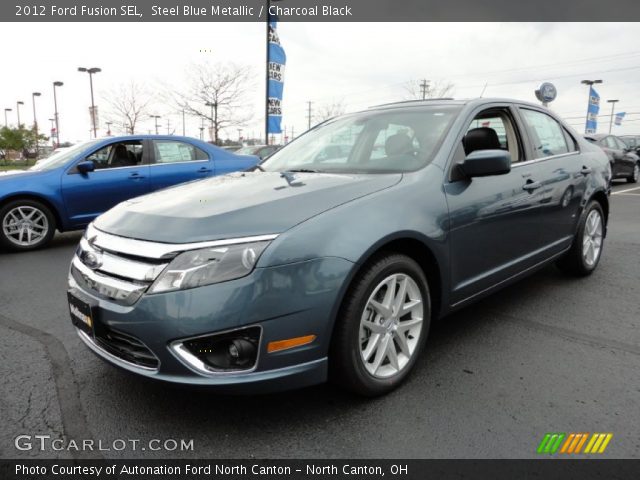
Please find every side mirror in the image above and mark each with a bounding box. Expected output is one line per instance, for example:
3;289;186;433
459;149;511;178
76;160;95;174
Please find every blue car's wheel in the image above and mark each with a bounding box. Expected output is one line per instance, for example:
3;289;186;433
331;253;431;396
0;199;56;251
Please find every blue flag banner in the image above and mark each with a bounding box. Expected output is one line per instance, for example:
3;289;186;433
614;112;626;126
267;16;286;134
585;87;600;134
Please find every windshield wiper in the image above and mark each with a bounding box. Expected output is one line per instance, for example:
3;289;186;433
285;168;320;173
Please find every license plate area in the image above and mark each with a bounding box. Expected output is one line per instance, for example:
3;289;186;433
68;291;95;336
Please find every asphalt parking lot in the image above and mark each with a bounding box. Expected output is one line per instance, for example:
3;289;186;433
1;182;639;460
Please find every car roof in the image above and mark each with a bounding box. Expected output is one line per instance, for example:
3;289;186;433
367;97;549;112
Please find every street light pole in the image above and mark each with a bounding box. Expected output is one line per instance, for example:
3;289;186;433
581;79;603;134
607;99;619;134
78;67;101;138
52;81;63;146
4;108;11;127
32;92;41;159
16;101;24;128
152;115;161;135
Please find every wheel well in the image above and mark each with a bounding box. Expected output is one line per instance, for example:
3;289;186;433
348;238;443;322
590;190;609;223
0;194;61;231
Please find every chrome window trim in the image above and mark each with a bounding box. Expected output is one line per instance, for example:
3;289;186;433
149;159;210;167
76;328;159;373
87;223;278;260
511;151;581;169
169;325;263;376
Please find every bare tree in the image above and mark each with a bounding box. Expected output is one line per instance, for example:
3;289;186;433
173;62;254;144
315;99;347;123
404;79;455;100
103;81;154;134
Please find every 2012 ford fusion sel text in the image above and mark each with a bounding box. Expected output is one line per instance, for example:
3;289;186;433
68;98;611;396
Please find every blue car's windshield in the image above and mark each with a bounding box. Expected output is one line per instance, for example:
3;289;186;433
261;105;461;174
30;139;102;172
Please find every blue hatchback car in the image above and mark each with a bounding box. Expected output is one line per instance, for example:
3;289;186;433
0;135;258;250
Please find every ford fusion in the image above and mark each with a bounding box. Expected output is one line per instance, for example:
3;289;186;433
0;135;257;251
68;99;610;396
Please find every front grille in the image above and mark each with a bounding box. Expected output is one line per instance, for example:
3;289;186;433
94;328;159;369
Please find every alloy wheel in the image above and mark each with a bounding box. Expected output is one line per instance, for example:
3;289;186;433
2;206;49;247
582;209;603;268
359;273;423;378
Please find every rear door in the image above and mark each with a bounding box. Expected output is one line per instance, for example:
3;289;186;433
517;107;588;253
61;139;150;228
612;136;636;176
148;139;214;191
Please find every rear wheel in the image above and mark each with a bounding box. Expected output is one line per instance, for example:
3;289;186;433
556;200;604;276
0;199;56;251
330;253;430;396
628;163;639;183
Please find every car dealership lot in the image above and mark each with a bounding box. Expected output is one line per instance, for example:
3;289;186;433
1;182;639;459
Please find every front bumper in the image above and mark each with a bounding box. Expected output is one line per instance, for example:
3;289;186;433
68;256;353;393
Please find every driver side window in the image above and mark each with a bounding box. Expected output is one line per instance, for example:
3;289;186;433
463;110;521;163
85;141;144;170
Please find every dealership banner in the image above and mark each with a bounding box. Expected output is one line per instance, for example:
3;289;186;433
585;87;600;134
615;112;626;126
267;13;286;135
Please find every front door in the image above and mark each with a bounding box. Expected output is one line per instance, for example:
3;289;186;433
61;139;150;228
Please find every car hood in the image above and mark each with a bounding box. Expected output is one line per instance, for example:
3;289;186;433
94;171;402;243
0;169;31;177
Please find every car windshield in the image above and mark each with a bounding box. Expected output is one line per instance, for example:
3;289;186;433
261;106;461;174
235;146;261;155
622;137;637;148
29;139;102;171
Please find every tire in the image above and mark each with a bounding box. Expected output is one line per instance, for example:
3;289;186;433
627;162;639;183
330;253;431;396
556;200;605;276
0;199;56;251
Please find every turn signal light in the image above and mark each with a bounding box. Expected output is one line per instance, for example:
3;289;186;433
267;335;316;353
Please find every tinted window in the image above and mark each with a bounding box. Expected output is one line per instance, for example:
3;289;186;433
86;141;143;169
262;106;461;174
153;141;208;164
604;136;618;149
613;137;628;150
521;109;569;158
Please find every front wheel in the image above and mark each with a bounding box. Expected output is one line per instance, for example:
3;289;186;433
0;199;56;251
556;200;605;276
627;163;639;183
330;253;430;396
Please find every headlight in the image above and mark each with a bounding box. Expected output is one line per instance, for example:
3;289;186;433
148;241;270;294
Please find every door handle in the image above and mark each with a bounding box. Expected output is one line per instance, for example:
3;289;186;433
523;180;542;192
580;166;593;175
197;167;212;173
129;172;145;179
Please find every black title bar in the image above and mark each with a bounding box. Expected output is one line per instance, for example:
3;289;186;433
5;0;640;22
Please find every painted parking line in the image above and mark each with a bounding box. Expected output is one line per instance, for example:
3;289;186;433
611;186;640;195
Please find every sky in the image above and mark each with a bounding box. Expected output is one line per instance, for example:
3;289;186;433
1;22;640;145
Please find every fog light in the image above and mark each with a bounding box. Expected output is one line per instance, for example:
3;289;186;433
179;326;261;373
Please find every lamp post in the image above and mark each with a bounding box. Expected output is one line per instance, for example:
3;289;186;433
78;67;101;138
32;92;41;159
581;79;603;134
106;121;113;136
152;115;161;135
48;118;55;146
205;101;215;142
52;81;63;146
16;101;24;128
606;99;619;134
3;108;11;127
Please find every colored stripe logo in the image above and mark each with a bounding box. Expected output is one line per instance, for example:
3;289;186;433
537;433;612;454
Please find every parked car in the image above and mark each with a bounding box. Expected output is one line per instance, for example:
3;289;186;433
235;144;281;160
0;135;259;250
68;99;610;396
584;133;639;183
620;135;640;156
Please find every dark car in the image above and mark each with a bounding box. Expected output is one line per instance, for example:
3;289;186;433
235;144;281;160
584;133;639;183
0;135;259;251
68;98;610;396
620;135;640;156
